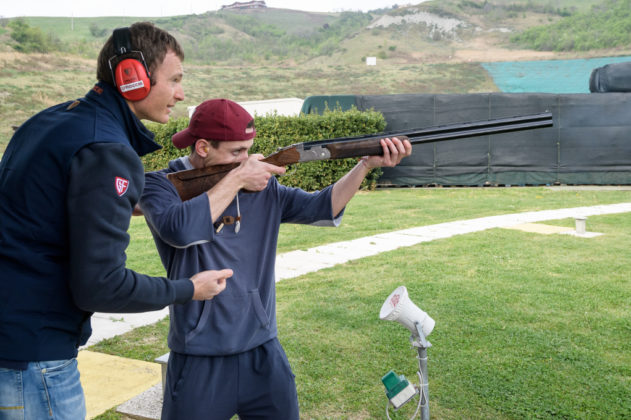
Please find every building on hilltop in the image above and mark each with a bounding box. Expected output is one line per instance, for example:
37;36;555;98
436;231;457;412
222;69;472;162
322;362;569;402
221;1;267;10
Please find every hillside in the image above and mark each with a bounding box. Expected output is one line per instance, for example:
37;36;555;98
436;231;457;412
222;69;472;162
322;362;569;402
3;0;625;66
511;0;631;51
2;0;631;152
324;0;630;65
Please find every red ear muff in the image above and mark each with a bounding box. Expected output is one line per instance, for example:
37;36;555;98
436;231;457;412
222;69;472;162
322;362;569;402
109;27;151;101
115;58;151;101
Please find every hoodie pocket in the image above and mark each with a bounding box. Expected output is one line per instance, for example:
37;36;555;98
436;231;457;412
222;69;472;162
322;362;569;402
184;300;212;343
249;289;270;328
182;289;270;346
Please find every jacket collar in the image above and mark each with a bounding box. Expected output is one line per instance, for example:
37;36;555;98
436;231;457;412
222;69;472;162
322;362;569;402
85;82;162;157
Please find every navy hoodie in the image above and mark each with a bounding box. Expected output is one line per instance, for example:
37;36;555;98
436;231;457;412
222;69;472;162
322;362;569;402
140;157;341;356
0;83;193;364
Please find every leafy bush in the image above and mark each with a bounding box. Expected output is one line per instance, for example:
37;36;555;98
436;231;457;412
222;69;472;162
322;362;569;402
8;18;51;53
89;23;108;38
142;116;191;172
143;108;387;191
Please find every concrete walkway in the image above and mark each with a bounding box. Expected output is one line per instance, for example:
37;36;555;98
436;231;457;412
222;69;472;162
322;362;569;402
274;202;631;280
82;201;631;418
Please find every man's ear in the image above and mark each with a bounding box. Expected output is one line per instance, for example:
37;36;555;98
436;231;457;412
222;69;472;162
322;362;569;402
194;139;210;157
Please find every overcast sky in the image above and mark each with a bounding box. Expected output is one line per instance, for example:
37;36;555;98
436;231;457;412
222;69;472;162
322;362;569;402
1;0;409;17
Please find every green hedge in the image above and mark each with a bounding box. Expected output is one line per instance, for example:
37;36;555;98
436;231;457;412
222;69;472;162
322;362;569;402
143;108;387;191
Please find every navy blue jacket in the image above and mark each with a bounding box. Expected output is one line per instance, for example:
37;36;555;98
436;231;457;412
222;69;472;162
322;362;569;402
0;83;194;363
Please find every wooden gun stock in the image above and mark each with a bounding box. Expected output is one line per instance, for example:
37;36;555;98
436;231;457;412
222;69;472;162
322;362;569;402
167;112;553;201
166;147;303;202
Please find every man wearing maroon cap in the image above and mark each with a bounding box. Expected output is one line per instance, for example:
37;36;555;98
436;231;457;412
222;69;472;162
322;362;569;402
139;98;412;420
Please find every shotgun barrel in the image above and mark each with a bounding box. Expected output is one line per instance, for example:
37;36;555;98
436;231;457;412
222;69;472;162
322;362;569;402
167;112;553;201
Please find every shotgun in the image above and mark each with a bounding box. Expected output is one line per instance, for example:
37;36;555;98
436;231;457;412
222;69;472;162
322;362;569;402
167;112;553;201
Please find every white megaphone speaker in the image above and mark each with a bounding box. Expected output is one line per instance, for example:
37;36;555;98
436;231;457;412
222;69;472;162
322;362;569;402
380;286;435;338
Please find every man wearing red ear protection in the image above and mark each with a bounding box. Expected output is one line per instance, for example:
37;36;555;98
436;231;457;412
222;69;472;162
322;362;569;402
0;22;232;419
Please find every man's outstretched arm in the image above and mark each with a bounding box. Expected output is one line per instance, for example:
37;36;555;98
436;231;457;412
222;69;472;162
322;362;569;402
330;137;412;216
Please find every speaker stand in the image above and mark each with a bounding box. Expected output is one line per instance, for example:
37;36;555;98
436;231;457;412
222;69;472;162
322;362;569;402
385;322;431;420
412;322;431;420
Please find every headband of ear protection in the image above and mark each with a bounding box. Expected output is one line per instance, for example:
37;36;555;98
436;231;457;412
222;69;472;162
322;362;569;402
108;27;151;101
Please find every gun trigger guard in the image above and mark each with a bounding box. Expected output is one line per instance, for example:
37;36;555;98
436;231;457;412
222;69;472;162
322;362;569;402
280;164;296;178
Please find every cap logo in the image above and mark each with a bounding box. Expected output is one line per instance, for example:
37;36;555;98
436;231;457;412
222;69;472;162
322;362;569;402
115;177;130;196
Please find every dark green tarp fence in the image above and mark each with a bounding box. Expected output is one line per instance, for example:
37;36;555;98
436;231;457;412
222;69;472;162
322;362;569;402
303;93;631;186
300;95;357;115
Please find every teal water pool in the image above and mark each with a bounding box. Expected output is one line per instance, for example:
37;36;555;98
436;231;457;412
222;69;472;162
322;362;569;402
482;56;631;93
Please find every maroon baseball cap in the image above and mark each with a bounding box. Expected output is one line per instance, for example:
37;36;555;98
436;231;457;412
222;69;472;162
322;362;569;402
172;99;256;149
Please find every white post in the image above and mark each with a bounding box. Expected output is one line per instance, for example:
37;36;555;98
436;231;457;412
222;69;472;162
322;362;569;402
575;217;586;235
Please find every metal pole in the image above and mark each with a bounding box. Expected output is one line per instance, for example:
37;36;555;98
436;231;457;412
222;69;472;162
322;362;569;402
417;347;429;420
414;322;430;420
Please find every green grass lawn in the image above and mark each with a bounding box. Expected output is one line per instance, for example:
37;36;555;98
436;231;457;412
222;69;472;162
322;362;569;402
94;187;631;419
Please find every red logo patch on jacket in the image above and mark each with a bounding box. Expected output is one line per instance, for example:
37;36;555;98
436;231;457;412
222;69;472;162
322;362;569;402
115;177;130;196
